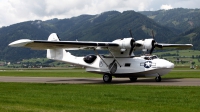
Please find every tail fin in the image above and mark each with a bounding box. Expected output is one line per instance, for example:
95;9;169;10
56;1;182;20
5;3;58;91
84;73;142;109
48;33;60;41
47;33;66;60
46;33;81;65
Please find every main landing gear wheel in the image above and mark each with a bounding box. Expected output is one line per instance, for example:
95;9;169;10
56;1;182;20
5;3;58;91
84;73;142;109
103;74;112;83
129;77;137;82
155;76;161;82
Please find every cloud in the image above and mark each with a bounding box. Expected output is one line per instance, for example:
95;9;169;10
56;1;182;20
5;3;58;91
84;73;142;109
160;4;173;10
0;0;199;27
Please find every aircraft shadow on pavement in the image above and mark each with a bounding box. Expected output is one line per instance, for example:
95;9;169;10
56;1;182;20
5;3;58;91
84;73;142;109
46;78;180;84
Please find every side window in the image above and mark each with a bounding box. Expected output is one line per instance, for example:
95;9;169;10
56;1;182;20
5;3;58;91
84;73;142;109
125;63;131;67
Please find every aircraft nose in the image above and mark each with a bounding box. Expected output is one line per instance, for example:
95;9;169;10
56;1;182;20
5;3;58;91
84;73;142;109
156;59;174;69
167;62;174;69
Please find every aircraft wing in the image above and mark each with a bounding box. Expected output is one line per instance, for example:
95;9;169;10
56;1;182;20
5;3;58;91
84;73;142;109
8;39;119;50
156;43;193;49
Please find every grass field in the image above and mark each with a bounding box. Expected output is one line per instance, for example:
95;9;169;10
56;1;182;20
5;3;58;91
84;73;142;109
0;68;200;78
0;69;100;77
154;50;200;66
0;83;200;112
0;69;200;112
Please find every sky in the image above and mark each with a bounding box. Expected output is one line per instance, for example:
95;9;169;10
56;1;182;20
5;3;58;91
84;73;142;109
0;0;199;27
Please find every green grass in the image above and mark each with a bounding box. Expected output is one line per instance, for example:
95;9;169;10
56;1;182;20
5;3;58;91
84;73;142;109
0;69;101;77
0;69;200;78
163;70;200;78
0;83;200;112
0;69;200;111
155;50;200;57
154;50;200;66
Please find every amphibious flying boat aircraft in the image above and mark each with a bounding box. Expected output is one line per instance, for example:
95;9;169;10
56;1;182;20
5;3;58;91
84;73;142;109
9;30;192;83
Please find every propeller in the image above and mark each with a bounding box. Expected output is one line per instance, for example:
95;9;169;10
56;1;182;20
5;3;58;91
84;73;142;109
149;30;163;54
149;39;156;54
152;30;155;39
149;30;156;54
129;29;135;56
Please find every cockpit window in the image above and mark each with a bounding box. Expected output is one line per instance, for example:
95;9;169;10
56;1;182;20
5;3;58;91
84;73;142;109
144;57;151;60
151;55;158;59
144;55;158;60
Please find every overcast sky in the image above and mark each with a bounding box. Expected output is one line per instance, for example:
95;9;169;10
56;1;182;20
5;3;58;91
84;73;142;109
0;0;199;27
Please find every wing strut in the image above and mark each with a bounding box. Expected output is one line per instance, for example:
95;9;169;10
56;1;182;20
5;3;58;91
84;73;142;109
107;48;122;67
94;49;109;68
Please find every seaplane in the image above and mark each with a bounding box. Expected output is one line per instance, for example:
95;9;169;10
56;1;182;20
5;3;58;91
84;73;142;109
9;30;192;83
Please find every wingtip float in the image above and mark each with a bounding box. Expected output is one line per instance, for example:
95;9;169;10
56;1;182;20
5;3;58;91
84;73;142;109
9;39;33;47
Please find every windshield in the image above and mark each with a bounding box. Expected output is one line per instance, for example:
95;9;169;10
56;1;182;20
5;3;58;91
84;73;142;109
143;55;158;60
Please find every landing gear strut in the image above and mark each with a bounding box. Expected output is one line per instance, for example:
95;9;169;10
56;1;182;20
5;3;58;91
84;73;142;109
103;73;112;83
155;76;161;82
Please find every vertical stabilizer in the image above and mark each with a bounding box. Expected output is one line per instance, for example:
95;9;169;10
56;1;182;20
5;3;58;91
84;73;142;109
46;33;100;68
46;33;78;65
46;33;69;60
48;33;60;41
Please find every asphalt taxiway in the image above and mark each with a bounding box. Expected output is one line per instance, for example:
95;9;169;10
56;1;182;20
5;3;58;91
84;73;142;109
0;76;200;86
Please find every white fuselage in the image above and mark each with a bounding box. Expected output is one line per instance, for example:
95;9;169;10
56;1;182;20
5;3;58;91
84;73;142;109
85;56;174;77
46;49;174;78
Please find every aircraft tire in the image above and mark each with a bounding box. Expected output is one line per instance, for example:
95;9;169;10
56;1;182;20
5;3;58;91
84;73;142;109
155;76;161;82
103;74;112;83
129;77;137;82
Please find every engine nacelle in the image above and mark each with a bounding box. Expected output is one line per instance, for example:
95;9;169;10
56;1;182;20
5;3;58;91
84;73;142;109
135;39;154;51
113;38;134;52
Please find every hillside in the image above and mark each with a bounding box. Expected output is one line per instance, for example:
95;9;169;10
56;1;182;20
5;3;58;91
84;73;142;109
170;27;200;50
140;8;200;34
0;10;177;62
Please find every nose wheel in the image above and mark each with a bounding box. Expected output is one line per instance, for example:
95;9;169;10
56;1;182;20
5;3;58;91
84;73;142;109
155;76;161;82
103;73;112;83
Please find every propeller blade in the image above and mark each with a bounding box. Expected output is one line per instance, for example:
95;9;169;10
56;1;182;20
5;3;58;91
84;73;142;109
149;48;154;54
129;38;135;56
129;47;134;56
152;30;155;39
150;40;155;54
129;29;133;38
128;29;135;56
149;30;157;54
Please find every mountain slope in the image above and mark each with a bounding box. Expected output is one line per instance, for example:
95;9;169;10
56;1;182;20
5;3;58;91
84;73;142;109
0;10;181;61
170;27;200;50
140;8;200;33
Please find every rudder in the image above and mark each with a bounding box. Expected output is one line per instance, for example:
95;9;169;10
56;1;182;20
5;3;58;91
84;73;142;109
48;33;60;41
46;33;64;60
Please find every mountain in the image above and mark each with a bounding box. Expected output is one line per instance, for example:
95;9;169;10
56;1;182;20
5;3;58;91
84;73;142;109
0;8;200;61
170;27;200;50
0;10;194;62
140;8;200;34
